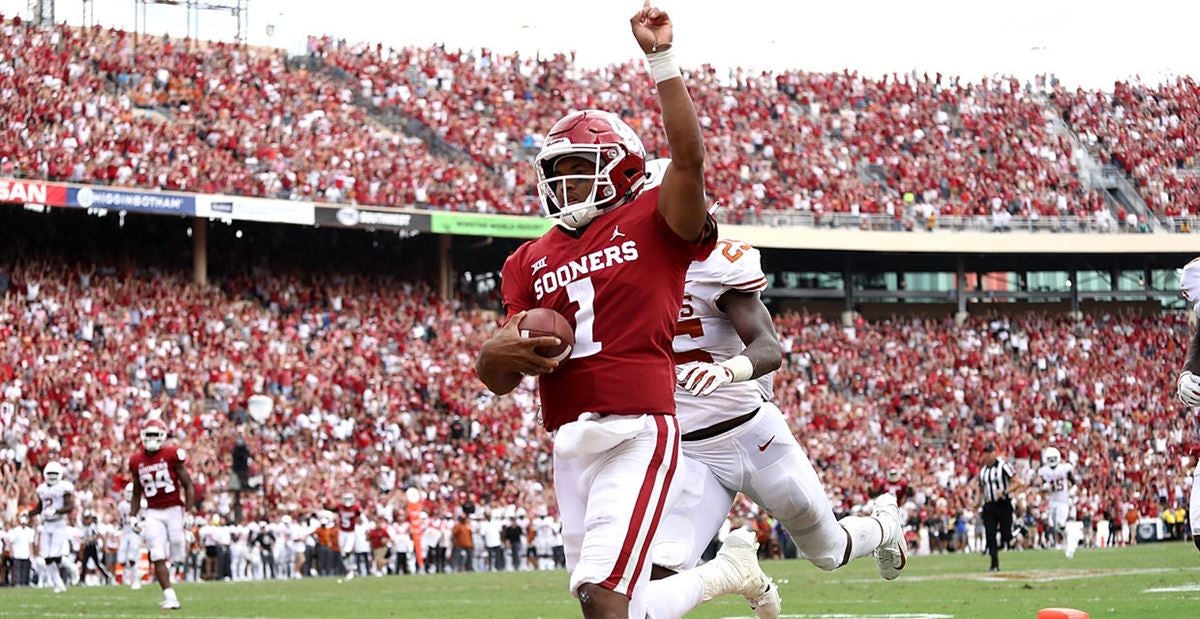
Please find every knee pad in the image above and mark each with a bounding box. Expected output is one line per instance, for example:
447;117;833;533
650;539;688;572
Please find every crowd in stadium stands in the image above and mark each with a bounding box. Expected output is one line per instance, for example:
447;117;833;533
1;15;1195;229
0;258;1194;582
1053;79;1200;223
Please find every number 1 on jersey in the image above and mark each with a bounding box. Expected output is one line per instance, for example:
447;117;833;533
566;278;602;359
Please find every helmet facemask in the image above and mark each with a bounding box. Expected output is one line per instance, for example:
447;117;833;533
43;461;64;485
141;426;167;452
1044;447;1061;467
537;146;633;230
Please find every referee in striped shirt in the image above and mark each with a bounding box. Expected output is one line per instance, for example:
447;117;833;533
977;443;1025;572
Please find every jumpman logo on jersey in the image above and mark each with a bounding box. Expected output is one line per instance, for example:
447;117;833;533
531;256;548;275
610;225;626;241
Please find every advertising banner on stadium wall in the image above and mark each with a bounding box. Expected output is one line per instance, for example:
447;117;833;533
196;194;315;226
429;212;552;238
0;178;68;206
67;186;195;216
314;205;431;233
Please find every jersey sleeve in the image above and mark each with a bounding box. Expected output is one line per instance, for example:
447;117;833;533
500;246;534;319
699;240;768;307
61;481;75;494
1181;256;1200;317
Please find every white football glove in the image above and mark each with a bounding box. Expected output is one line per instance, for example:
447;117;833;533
1178;371;1200;407
676;362;734;397
131;516;145;535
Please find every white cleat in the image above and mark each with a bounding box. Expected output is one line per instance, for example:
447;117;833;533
872;493;907;580
696;527;781;619
160;598;181;610
131;581;141;591
53;584;67;594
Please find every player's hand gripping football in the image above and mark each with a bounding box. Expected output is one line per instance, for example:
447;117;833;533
485;311;563;376
630;0;673;54
676;362;734;397
1178;370;1200;407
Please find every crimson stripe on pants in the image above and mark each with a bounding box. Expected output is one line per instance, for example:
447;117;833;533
600;415;669;591
624;415;680;597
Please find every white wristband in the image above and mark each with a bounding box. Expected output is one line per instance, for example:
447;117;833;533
645;48;681;84
720;355;754;383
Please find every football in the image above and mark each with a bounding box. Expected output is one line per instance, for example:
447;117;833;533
518;308;575;361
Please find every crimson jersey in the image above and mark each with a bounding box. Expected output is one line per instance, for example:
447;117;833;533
128;445;187;509
501;186;716;430
875;479;910;503
337;504;361;533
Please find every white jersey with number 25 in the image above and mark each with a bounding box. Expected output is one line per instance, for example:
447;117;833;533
672;239;772;433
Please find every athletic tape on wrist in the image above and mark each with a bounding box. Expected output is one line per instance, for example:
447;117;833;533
720;355;754;383
645;48;681;84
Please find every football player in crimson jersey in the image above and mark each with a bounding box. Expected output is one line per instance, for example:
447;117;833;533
1175;257;1200;551
129;418;194;610
331;492;361;579
476;4;776;618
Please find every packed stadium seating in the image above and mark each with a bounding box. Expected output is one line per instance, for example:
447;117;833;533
0;253;1193;549
1;15;1195;230
1053;78;1200;220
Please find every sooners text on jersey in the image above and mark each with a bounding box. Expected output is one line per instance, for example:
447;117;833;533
501;186;716;430
672;240;771;432
129;445;187;509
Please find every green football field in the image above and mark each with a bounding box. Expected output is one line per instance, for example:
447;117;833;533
2;542;1197;618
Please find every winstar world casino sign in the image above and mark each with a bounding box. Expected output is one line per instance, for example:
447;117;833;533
0;179;68;206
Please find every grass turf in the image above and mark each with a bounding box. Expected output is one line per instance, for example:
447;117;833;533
1;542;1196;618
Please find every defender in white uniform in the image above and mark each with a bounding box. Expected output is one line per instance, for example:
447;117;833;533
1036;447;1078;555
651;228;905;598
31;461;74;593
1175;257;1200;552
117;483;146;589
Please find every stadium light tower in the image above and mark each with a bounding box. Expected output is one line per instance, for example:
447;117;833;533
28;0;54;26
133;0;250;46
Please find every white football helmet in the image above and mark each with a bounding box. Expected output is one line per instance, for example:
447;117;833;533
1180;256;1200;317
534;109;647;230
342;492;355;507
1043;447;1061;468
124;482;134;502
43;461;65;485
140;418;168;452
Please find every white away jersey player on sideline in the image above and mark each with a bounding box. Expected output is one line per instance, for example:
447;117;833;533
36;480;75;558
1037;462;1075;504
117;499;143;564
672;239;771;430
1037;462;1075;528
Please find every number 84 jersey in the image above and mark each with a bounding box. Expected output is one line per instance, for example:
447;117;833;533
673;240;772;432
129;445;187;509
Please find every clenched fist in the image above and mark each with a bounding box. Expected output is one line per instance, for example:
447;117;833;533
631;0;673;54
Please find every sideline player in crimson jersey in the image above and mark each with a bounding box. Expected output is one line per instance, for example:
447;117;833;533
332;492;361;579
645;217;904;608
477;4;777;618
129;418;194;610
1175;256;1200;552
